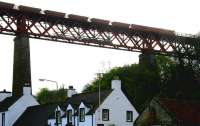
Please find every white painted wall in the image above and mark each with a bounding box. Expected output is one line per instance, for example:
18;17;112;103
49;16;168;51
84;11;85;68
6;95;38;126
79;102;90;114
54;106;65;118
48;118;66;126
48;106;66;126
78;115;93;126
62;118;67;126
0;92;11;102
1;87;39;126
48;119;55;126
66;104;75;125
94;86;138;126
48;80;138;126
77;102;93;126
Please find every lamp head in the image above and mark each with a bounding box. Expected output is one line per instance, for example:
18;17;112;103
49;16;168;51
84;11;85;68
39;79;45;81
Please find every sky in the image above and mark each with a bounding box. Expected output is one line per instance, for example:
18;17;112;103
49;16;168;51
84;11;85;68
0;0;200;94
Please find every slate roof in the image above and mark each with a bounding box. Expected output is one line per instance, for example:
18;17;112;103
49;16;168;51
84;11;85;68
14;104;57;126
0;90;11;93
0;96;21;112
14;89;112;125
158;98;200;125
66;90;113;115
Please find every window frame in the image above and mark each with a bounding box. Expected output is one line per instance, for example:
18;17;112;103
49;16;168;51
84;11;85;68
2;113;5;126
79;108;85;122
67;109;73;123
126;111;133;122
102;109;109;121
55;110;62;124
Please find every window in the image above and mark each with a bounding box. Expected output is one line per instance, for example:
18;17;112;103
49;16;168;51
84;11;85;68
55;111;61;124
126;111;133;122
2;113;5;126
102;109;109;121
79;108;85;122
67;109;72;123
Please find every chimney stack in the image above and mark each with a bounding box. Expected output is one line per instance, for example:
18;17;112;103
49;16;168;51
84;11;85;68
23;86;31;95
67;86;77;97
111;76;121;90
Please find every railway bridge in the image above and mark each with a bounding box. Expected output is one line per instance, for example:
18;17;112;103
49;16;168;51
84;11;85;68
0;1;199;96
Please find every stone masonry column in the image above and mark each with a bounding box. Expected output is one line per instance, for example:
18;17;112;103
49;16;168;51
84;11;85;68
139;50;157;70
12;36;31;96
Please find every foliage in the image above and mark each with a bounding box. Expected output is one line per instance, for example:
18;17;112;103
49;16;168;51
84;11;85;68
82;55;199;113
83;63;161;112
36;87;67;104
160;58;200;99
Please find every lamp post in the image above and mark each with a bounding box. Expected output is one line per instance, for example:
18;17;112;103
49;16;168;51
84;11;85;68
38;79;58;92
96;73;103;122
39;78;59;126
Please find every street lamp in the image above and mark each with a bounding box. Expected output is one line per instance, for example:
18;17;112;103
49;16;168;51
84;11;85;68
38;78;60;126
38;79;58;92
96;73;103;122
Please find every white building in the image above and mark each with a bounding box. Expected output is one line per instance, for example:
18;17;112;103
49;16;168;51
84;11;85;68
0;86;39;126
13;78;138;126
47;78;139;126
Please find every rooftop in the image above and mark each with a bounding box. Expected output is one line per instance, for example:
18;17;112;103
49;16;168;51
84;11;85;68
158;98;200;125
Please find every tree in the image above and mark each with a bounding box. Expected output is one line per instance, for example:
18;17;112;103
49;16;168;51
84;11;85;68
36;87;67;104
82;55;199;113
160;57;200;99
83;63;161;113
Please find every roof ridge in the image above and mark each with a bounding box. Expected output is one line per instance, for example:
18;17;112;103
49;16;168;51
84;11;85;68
27;102;66;109
159;97;200;103
72;89;112;97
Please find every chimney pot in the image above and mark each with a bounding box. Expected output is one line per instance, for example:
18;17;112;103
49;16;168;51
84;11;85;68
69;86;73;89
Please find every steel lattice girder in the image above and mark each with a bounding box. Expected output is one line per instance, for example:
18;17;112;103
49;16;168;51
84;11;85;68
0;3;199;60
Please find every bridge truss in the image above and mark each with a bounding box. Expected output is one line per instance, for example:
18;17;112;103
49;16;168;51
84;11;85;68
0;2;199;60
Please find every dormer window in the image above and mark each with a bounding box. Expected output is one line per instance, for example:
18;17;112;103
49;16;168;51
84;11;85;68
55;110;61;124
67;109;72;123
79;108;85;122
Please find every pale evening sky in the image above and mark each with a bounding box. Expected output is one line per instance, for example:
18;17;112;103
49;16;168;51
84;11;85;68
0;0;200;94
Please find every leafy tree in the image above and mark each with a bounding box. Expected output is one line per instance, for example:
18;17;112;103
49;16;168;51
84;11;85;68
82;55;199;113
160;57;200;99
36;87;67;104
83;63;161;112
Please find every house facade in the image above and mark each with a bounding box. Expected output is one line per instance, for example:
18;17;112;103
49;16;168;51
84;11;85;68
47;78;139;126
0;86;39;126
135;97;200;126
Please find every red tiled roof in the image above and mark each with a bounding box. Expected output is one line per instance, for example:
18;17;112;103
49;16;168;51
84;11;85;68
159;98;200;125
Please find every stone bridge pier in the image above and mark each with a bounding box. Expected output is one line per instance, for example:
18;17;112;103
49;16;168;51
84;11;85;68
12;36;31;96
139;50;157;70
